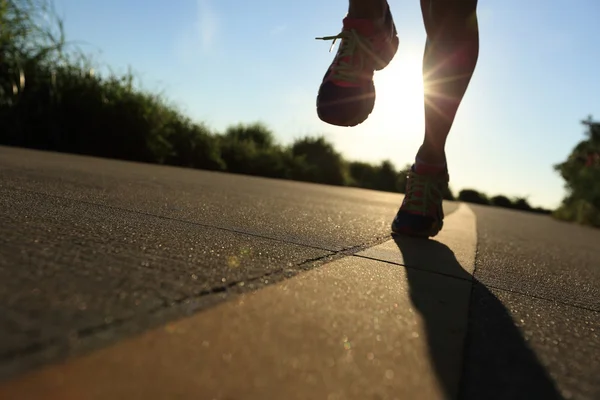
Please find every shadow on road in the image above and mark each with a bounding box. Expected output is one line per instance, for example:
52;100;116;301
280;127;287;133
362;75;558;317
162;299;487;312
392;234;564;400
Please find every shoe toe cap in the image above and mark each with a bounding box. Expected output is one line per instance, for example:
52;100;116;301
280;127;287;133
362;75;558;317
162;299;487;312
317;81;375;127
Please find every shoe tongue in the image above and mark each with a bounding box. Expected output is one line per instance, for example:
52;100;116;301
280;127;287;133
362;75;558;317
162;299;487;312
342;16;382;36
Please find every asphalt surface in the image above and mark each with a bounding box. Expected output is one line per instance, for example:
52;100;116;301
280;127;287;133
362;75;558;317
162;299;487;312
461;206;600;399
1;146;599;399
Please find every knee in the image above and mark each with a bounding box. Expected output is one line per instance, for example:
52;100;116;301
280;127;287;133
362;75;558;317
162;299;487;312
427;0;478;36
429;0;478;22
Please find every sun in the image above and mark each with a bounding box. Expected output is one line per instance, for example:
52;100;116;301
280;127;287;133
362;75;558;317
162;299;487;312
371;48;425;135
323;47;428;166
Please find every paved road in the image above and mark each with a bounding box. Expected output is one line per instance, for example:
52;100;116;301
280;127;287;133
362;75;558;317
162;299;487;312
0;146;598;399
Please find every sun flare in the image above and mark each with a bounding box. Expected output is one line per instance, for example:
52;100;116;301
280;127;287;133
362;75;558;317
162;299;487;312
373;49;425;129
323;48;431;166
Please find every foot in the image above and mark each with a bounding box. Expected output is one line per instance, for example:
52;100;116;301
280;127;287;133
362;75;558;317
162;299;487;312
391;166;449;238
316;4;399;127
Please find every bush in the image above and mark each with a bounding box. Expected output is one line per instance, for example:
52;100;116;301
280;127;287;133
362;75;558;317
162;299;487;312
224;122;275;149
458;189;489;205
511;197;533;212
218;124;294;179
490;195;513;208
349;161;409;193
554;199;600;226
165;122;224;170
290;136;349;186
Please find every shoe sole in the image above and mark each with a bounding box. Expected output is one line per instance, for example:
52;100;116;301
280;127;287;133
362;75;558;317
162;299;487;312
316;96;375;127
374;4;399;71
316;69;376;127
391;219;444;238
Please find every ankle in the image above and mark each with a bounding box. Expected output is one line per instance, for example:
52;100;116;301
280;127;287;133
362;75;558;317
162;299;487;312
416;148;446;166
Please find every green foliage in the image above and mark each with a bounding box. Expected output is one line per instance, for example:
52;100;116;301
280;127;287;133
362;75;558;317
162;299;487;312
224;122;275;149
511;197;533;211
490;195;512;208
554;117;600;227
462;191;552;214
554;198;600;226
458;189;490;205
219;133;294;179
290;136;349;185
349;161;409;192
165;121;224;170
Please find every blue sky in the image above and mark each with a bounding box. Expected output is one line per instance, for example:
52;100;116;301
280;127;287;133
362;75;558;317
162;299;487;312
53;0;600;209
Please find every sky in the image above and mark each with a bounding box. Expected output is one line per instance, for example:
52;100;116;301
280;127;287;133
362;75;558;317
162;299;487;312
51;0;600;209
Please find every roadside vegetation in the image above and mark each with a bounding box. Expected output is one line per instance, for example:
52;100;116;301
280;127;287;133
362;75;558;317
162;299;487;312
3;0;598;225
552;118;600;227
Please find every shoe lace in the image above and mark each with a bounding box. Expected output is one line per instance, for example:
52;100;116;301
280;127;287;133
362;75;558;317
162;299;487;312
402;171;445;215
315;29;377;83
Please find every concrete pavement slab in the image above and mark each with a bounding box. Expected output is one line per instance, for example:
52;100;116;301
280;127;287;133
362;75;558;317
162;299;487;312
356;204;476;280
460;284;599;400
0;256;473;400
0;187;332;380
471;205;600;311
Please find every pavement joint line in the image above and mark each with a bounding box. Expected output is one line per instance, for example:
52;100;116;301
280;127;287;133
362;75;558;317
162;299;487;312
0;234;388;368
0;238;395;364
0;203;478;400
0;185;402;372
477;282;600;314
353;253;473;283
0;251;337;363
3;186;399;255
354;203;478;281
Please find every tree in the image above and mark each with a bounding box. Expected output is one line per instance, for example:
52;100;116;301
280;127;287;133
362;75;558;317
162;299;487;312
349;161;377;189
374;160;400;192
554;117;600;227
290;136;349;186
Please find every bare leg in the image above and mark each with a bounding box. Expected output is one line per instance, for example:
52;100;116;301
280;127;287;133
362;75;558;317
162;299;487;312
391;0;479;237
348;0;387;18
418;0;480;165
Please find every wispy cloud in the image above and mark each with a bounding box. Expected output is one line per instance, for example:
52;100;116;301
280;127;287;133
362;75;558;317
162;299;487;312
174;0;220;64
196;0;219;51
